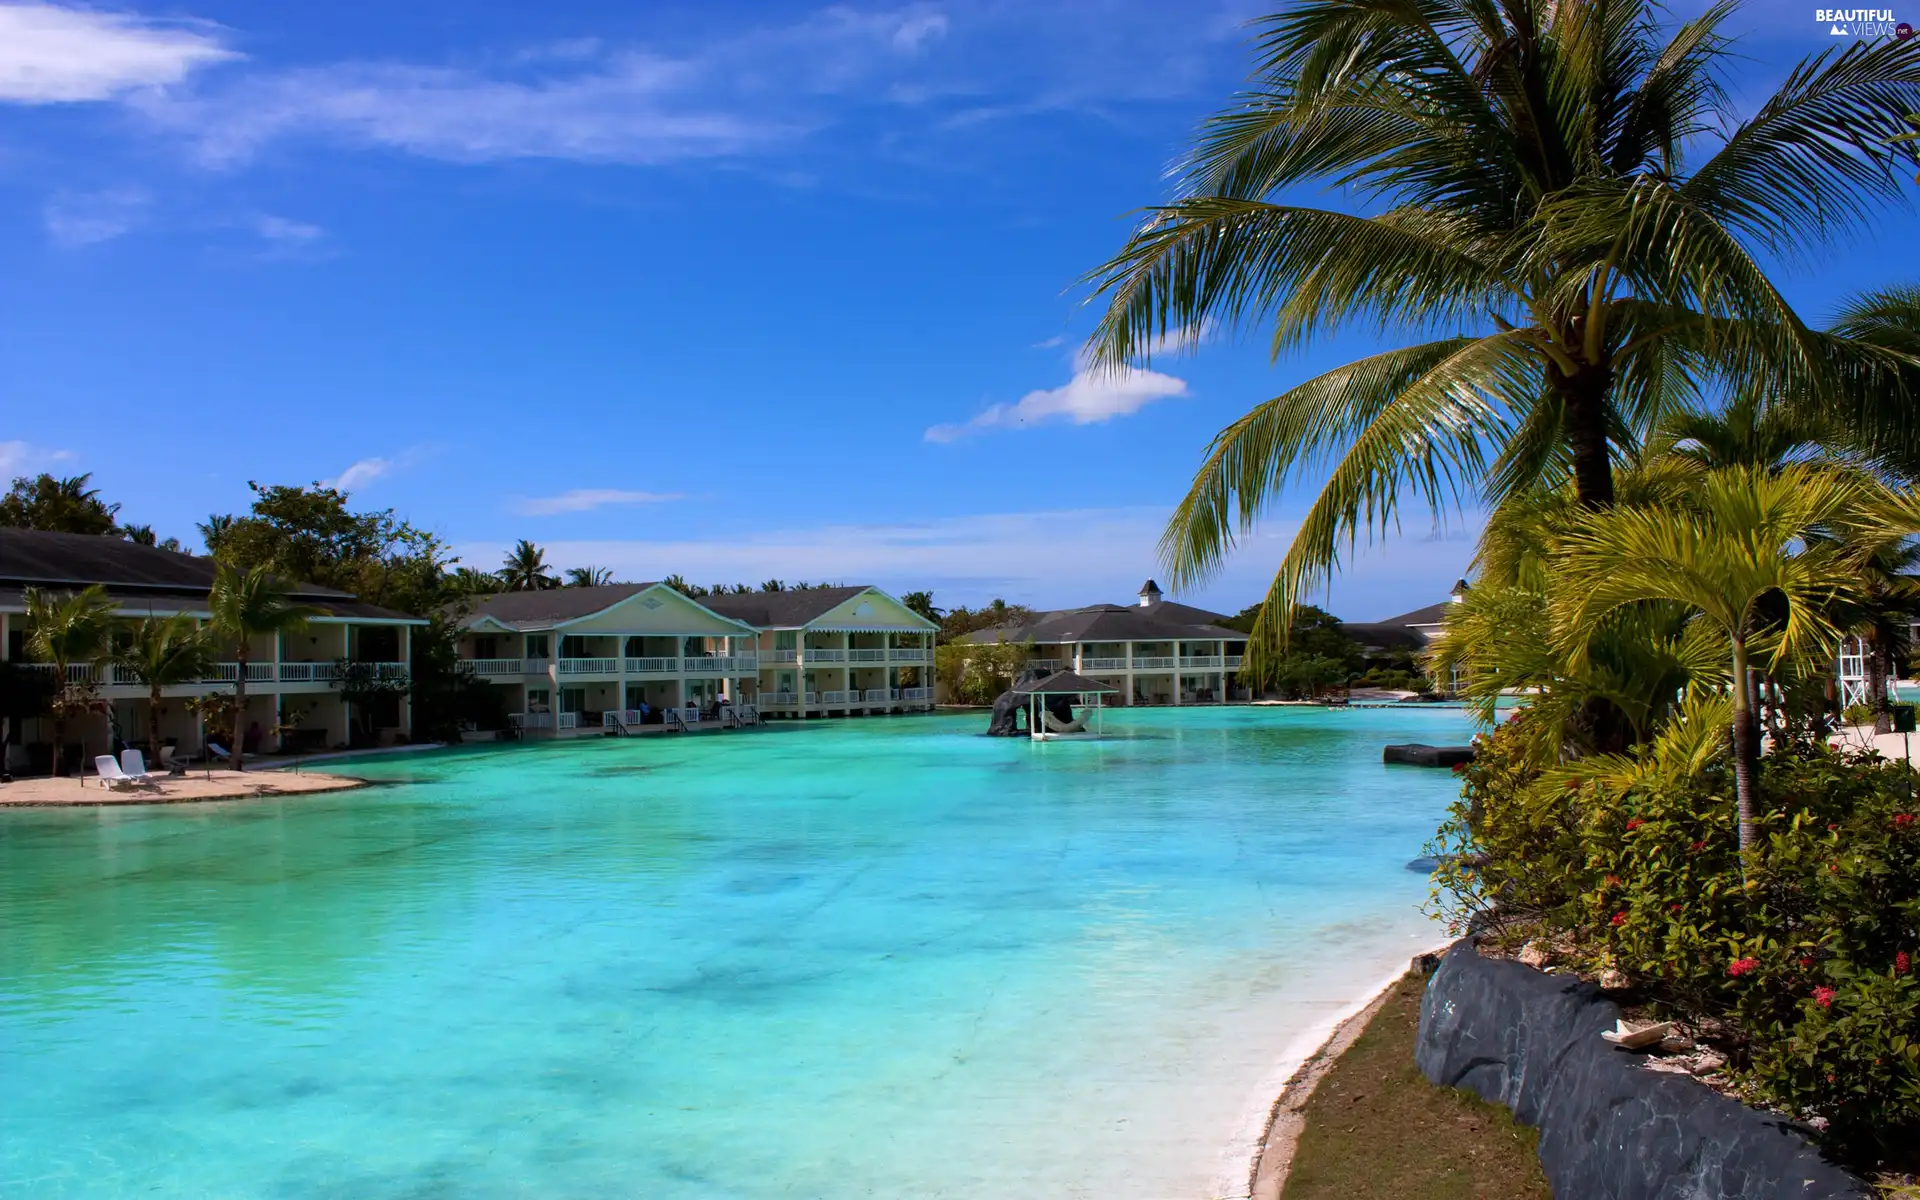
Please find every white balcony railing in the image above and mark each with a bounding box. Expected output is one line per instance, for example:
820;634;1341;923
760;691;797;705
848;649;888;662
1224;656;1244;670
1133;656;1176;670
863;688;890;702
1027;659;1061;673
558;712;580;729
899;687;931;701
1180;656;1223;669
467;658;523;678
806;649;848;663
768;649;799;663
804;691;819;705
626;657;677;674
1081;657;1127;671
887;648;928;662
511;712;555;730
524;657;551;675
278;662;338;683
821;690;850;704
682;656;758;675
556;658;619;675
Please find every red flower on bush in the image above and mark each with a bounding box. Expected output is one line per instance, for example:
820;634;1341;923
1669;902;1683;913
1689;840;1706;852
1813;986;1837;1009
1898;951;1911;975
1729;957;1759;978
1564;779;1580;790
1610;911;1627;927
1604;874;1622;887
1798;956;1815;970
1895;812;1915;831
1625;818;1644;831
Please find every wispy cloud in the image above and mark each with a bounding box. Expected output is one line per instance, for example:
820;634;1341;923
0;1;237;104
256;214;323;243
925;364;1187;442
453;504;1475;616
0;439;75;474
328;456;392;491
515;488;684;516
42;187;148;246
1031;333;1067;349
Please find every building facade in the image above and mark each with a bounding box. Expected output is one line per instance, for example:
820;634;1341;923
1;529;423;767
956;581;1249;705
452;583;937;732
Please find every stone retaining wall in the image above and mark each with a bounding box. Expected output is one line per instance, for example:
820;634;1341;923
1415;941;1867;1200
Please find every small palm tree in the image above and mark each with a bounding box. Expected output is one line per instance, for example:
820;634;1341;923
22;585;118;778
208;562;321;771
450;566;502;595
112;614;214;768
500;540;556;591
565;565;613;587
1554;465;1920;858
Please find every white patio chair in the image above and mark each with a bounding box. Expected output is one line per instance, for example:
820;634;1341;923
119;749;153;785
95;755;137;790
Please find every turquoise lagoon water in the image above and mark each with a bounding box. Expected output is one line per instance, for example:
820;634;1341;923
0;706;1475;1198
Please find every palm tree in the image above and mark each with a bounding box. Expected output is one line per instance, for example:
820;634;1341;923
1083;0;1920;649
208;562;321;771
21;585;117;778
499;540;556;591
112;614;214;767
1553;465;1920;857
565;565;613;587
449;566;502;595
197;513;234;554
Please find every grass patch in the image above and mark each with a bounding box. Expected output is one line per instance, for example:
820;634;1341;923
1281;972;1551;1200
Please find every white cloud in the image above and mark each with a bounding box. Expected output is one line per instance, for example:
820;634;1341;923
0;2;237;104
890;12;949;52
515;488;684;516
1031;333;1067;349
452;505;1477;617
328;456;391;491
925;363;1188;442
256;214;323;242
42;187;148;246
0;439;75;475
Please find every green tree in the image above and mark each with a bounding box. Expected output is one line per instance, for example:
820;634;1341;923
209;482;453;615
500;540;557;591
449;566;502;596
111;614;214;766
1553;465;1920;856
0;473;121;535
760;579;787;592
1084;1;1920;650
565;565;614;587
21;585;117;777
900;591;942;622
208;562;321;771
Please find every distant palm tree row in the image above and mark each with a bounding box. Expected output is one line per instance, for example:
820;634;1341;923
462;539;842;597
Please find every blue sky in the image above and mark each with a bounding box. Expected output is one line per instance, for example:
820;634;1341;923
1;0;1914;620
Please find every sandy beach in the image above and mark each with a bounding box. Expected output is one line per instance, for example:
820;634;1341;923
0;769;365;807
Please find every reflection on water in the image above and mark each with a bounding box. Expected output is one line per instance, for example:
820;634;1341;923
1;708;1473;1198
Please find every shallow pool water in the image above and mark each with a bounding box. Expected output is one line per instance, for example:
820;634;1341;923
0;706;1475;1198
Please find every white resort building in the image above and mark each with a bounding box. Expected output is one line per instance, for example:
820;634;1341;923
452;583;937;732
1;529;423;769
955;581;1250;705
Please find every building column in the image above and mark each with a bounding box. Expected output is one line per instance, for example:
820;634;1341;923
795;634;807;720
398;623;413;736
616;636;629;723
1123;640;1134;706
1171;641;1183;706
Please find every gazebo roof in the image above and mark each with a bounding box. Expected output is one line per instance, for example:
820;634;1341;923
1014;670;1120;695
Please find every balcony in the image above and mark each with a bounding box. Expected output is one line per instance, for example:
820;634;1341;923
768;649;799;663
1224;656;1244;670
847;648;888;663
467;658;523;678
887;647;929;662
1180;656;1224;669
1082;657;1127;671
626;656;677;675
1026;658;1062;673
899;687;931;701
510;712;554;730
556;657;619;676
682;655;758;675
277;662;338;683
820;689;851;704
862;688;890;702
1132;656;1175;670
760;691;798;705
524;657;552;675
805;649;848;663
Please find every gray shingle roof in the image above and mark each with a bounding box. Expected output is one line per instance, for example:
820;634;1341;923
957;600;1241;645
0;529;420;622
701;586;887;629
1014;670;1119;694
453;584;662;628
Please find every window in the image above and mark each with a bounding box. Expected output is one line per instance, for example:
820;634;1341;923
474;635;499;659
527;688;550;712
560;687;586;714
775;631;797;651
525;634;550;658
560;635;590;659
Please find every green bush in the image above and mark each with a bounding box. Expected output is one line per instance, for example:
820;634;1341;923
1430;723;1920;1163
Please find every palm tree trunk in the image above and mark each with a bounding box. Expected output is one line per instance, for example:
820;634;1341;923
1730;638;1760;868
51;715;66;779
1551;365;1616;509
1867;626;1895;735
148;685;164;771
232;651;248;773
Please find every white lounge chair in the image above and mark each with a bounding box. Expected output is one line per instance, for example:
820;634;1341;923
206;741;233;762
119;749;154;785
95;755;138;790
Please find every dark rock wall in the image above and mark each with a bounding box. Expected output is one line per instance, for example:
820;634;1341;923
1415;941;1869;1200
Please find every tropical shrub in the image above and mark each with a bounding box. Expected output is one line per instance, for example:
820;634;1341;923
1432;725;1920;1163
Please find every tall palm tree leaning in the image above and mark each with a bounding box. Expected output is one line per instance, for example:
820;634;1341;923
112;615;215;770
21;585;118;779
1553;465;1920;861
208;562;321;771
1082;0;1920;651
500;540;557;591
